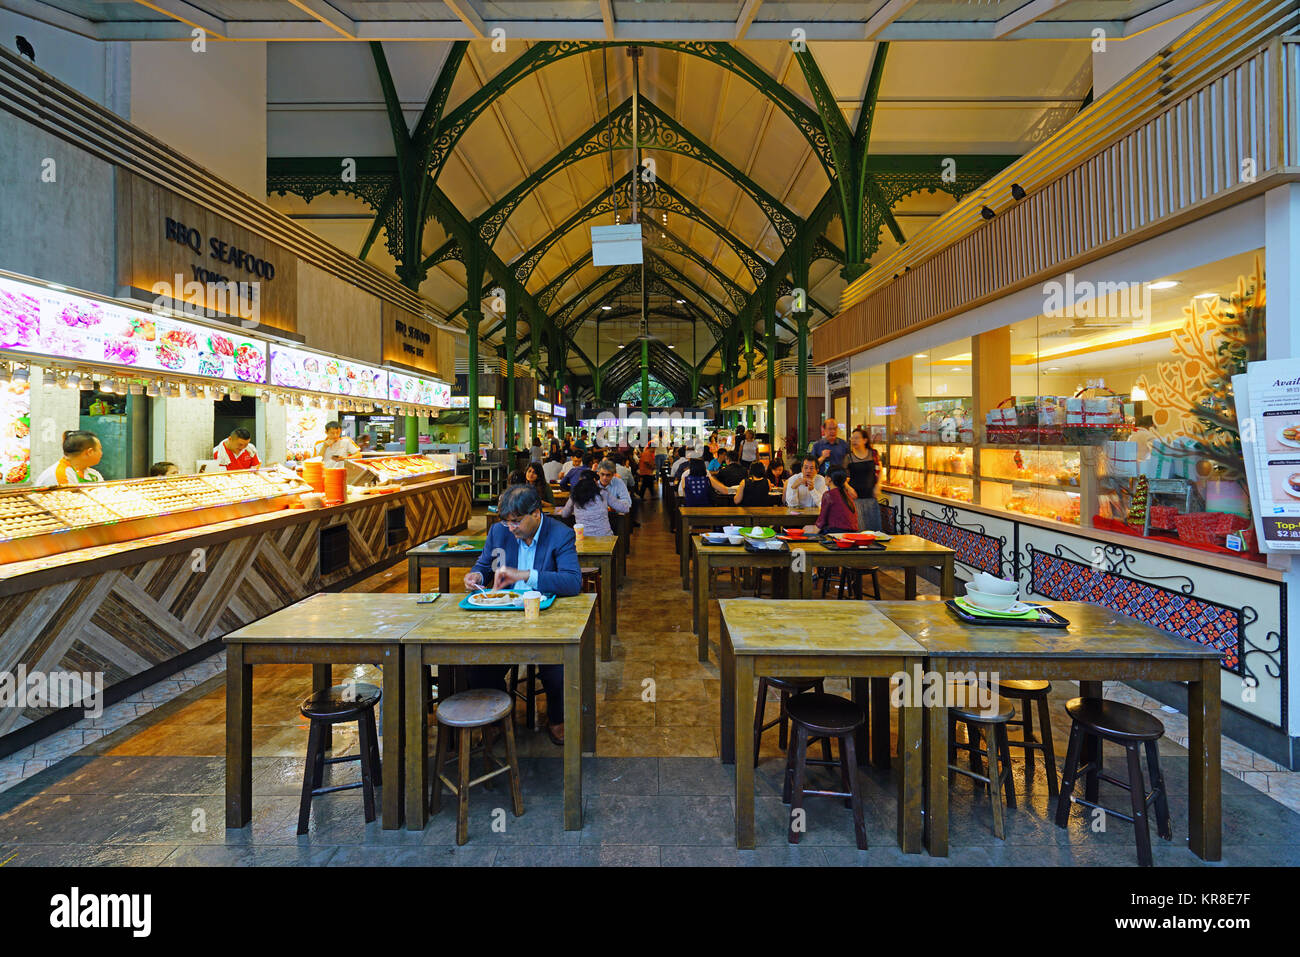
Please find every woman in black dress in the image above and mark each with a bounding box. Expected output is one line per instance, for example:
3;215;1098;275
845;427;880;531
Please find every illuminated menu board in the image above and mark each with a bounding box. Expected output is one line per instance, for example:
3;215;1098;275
388;371;452;408
270;344;386;398
0;276;268;383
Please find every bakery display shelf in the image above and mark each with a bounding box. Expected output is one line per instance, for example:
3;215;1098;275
980;475;1082;490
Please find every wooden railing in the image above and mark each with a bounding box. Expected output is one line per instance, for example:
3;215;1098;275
819;2;1300;364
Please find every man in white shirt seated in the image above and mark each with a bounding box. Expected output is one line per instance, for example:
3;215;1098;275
542;457;563;482
670;448;690;480
784;455;827;508
558;450;583;480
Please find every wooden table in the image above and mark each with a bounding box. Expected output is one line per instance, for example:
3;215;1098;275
661;476;678;535
691;536;792;662
400;594;597;832
718;598;926;852
224;593;435;830
793;534;956;602
677;506;819;589
578;536;619;661
873;600;1223;860
407;537;486;594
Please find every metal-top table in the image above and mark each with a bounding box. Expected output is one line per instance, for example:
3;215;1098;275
719;598;927;851
677;506;819;588
873;600;1223;860
224;593;438;830
405;536;618;663
400;594;597;832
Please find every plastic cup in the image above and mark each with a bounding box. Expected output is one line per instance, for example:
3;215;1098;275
574;523;585;544
447;536;459;547
522;590;542;620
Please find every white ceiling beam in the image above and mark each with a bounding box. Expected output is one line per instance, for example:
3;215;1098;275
598;0;615;40
131;0;228;38
441;0;487;39
733;0;762;40
993;0;1073;38
0;0;101;39
98;20;195;39
284;0;356;39
862;0;921;40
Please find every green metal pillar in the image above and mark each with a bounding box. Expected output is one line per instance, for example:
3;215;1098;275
405;414;419;453
795;310;811;451
530;322;541;447
745;348;755;431
464;306;481;461
764;287;776;444
641;337;650;418
504;290;517;452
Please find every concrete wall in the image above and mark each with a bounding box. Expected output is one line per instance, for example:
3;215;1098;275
0;12;129;115
151;396;214;473
129;41;267;198
0;111;117;295
27;366;80;482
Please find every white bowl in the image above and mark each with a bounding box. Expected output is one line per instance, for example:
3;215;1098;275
964;587;1016;611
974;572;1018;596
728;535;743;545
722;525;742;536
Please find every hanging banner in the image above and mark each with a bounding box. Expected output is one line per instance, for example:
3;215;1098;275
270;344;386;398
388;370;452;408
1241;359;1300;549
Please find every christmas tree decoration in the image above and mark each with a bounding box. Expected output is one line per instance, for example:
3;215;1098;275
1127;475;1149;527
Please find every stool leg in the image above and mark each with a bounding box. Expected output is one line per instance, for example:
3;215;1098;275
997;724;1016;809
820;732;833;764
1084;735;1101;806
753;678;768;767
430;723;446;814
357;712;377;825
1037;694;1059;798
1054;721;1083;828
986;725;1005;840
1020;699;1036;784
501;717;525;817
788;729;809;845
842;733;867;850
1126;743;1153;867
782;728;796;805
1144;739;1172;841
838;735;853;808
968;722;984;784
948;712;958;767
777;689;789;750
297;719;323;835
869;568;881;600
456;728;472;846
364;706;382;781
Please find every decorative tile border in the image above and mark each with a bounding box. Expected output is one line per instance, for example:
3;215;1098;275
909;511;1005;577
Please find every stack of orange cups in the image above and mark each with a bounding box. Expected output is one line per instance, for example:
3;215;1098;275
323;467;347;505
303;459;324;493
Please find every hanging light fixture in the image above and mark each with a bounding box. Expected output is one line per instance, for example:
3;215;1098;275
9;364;28;385
145;382;160;398
41;368;58;388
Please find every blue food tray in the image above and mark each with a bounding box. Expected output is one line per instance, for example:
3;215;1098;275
458;591;557;611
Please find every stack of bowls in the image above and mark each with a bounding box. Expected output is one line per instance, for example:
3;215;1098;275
964;572;1019;610
322;467;347;505
302;459;324;493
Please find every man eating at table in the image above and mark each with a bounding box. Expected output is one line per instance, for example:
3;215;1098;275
463;484;582;745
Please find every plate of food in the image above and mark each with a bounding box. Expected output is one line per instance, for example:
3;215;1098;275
1279;426;1300;450
741;526;776;540
1286;473;1300;500
467;590;518;607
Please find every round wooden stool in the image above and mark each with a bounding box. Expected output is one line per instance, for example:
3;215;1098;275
1053;697;1171;866
782;693;868;850
947;684;1016;839
754;676;827;766
297;682;382;835
432;689;524;846
997;679;1059;796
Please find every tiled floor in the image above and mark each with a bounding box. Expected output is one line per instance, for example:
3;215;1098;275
1;498;1299;866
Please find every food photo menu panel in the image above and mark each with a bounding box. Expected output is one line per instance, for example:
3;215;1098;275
0;276;268;384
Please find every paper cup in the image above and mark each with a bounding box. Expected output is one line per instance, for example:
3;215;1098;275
447;536;459;547
573;523;585;543
522;590;542;620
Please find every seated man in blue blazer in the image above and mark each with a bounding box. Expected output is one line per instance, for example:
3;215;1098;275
463;483;582;744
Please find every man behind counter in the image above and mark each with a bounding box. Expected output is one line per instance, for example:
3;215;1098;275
34;431;103;485
214;428;260;471
315;421;361;467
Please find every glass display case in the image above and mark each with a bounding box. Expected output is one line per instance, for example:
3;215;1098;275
886;444;925;493
979;444;1092;525
924;444;973;502
344;454;452;487
0;467;311;562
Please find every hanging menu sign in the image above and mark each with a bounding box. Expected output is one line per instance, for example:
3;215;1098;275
0;275;268;383
388;370;452;408
1241;359;1300;549
270;344;386;398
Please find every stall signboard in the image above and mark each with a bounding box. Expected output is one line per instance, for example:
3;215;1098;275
552;404;566;418
534;399;552;414
1241;359;1300;549
270;344;386;398
478;396;497;410
449;396;470;409
0;379;31;485
388;370;451;408
0;275;269;383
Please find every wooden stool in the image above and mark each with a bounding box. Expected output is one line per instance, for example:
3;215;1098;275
508;665;544;731
297;682;382;835
1054;697;1171;866
782;693;868;849
998;679;1059;796
947;685;1016;839
821;566;881;600
432;689;524;846
754;676;827;766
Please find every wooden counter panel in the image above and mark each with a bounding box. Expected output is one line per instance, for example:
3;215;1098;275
0;475;470;739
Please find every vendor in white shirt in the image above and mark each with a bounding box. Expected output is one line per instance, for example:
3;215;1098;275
313;421;361;468
784;455;827;508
